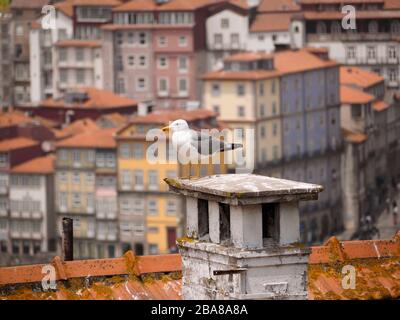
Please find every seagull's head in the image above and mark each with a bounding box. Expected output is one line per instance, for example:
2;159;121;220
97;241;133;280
162;119;189;134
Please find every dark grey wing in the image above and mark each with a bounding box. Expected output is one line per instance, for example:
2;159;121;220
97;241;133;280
189;130;242;155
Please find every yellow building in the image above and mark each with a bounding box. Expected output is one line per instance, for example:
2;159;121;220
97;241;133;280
202;52;282;175
116;109;226;255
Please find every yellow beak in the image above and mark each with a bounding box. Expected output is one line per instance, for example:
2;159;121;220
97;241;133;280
162;126;170;133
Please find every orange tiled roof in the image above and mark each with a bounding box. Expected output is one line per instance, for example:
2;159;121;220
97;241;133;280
54;118;100;140
10;155;55;174
55;0;74;17
300;0;383;3
0;110;32;128
55;39;102;48
250;12;292;32
309;233;400;300
373;100;390;112
203;49;339;80
9;0;49;9
126;109;218;125
41;88;137;110
257;0;300;12
340;85;375;104
113;0;214;12
1;233;399;300
340;67;384;89
56;128;117;149
342;128;368;144
0;137;39;152
71;0;121;6
385;0;400;9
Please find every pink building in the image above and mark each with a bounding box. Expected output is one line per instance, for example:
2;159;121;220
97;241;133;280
101;0;217;109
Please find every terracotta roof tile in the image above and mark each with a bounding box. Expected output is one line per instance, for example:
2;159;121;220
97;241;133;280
55;39;101;47
340;67;384;89
309;233;400;300
113;0;215;12
373;100;389;112
300;0;383;3
385;0;400;9
250;13;293;32
55;1;74;17
0;110;32;128
55;118;99;140
0;234;399;300
56;128;117;149
41;88;137;110
340;85;375;104
257;0;300;12
72;0;121;6
9;0;49;9
202;69;280;80
0;137;39;152
10;155;54;174
342;128;368;144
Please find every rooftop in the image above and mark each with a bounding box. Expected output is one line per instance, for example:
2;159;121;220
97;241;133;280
342;128;368;144
0;137;39;152
165;174;323;204
55;0;74;17
1;233;399;300
56;128;117;149
10;155;55;174
224;52;274;62
340;85;375;105
250;12;293;33
9;0;49;9
257;0;300;13
55;40;102;48
113;0;215;12
71;0;122;6
373;100;390;112
0;110;58;129
54;118;100;140
340;67;385;89
40;88;137;110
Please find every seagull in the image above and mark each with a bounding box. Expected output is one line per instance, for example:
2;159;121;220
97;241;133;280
162;119;242;179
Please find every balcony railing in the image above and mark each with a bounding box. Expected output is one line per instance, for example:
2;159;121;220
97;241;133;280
307;32;400;42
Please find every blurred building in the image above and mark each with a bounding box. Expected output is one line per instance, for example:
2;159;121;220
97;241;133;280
202;49;343;243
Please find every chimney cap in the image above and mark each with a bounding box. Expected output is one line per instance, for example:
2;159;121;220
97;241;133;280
165;174;323;205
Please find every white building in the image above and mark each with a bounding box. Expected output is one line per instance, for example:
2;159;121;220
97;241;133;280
30;3;74;105
8;155;56;256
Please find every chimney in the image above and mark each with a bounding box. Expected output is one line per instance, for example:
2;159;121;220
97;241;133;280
165;174;323;300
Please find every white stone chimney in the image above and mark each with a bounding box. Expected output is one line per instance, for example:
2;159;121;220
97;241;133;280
165;174;323;300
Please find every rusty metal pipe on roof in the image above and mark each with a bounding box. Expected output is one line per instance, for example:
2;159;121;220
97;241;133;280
62;217;74;261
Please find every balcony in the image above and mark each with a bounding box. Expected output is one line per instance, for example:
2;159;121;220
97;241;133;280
307;32;400;43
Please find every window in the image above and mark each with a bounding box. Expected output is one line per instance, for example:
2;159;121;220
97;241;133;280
121;170;131;189
367;46;377;60
260;126;266;138
213;105;220;114
178;36;187;47
73;172;80;185
148;200;158;215
137;78;147;90
134;170;144;188
148;171;158;189
16;23;24;36
76;69;85;84
178;78;188;95
158;35;167;46
346;46;356;59
272;102;277;115
221;18;229;29
231;33;239;46
117;78;125;94
388;46;397;59
139;32;147;45
166;200;176;215
391;21;400;34
158;56;168;68
72;193;81;208
60;70;68;84
211;83;220;96
260;104;265;117
331;21;341;33
133;143;143;159
237;106;245;117
59;48;67;62
0;154;7;168
178;56;188;72
158;78;168;94
120;143;130;158
351;104;362;118
133;223;145;236
316;21;327;34
133;199;144;215
259;83;265;96
87;193;94;209
128;55;135;66
237;84;245;96
149;244;158;254
116;32;123;45
128;32;134;44
389;68;398;82
139;55;147;67
368;21;378;33
76;48;84;62
214;34;222;46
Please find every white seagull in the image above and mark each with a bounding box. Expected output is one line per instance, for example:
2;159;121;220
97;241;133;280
162;119;242;178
